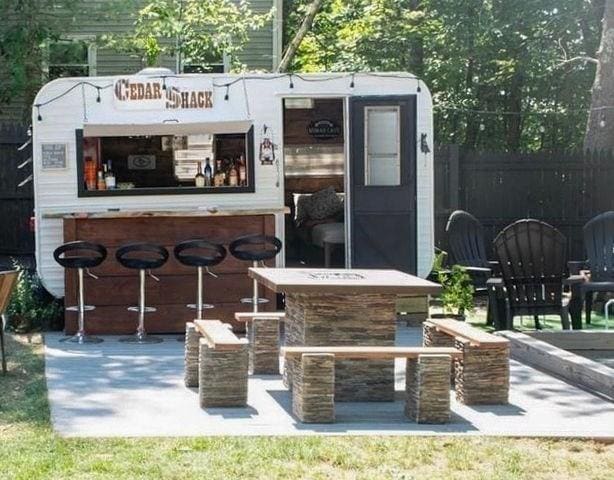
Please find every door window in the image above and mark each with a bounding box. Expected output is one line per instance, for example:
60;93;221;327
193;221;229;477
364;106;400;186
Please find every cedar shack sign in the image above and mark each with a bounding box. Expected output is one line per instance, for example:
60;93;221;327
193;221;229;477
113;77;213;111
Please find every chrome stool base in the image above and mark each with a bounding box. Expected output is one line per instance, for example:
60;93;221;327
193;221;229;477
119;332;163;344
60;332;103;344
66;305;95;312
187;303;214;310
128;306;157;313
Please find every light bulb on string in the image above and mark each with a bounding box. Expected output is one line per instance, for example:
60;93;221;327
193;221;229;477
224;85;230;101
417;79;421;93
600;112;606;128
96;87;101;103
350;73;355;88
162;77;167;90
36;106;42;122
539;125;545;133
479;122;485;131
289;74;294;89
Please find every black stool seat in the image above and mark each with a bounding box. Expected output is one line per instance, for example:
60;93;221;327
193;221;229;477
54;241;107;269
116;243;169;270
174;239;226;267
229;235;282;262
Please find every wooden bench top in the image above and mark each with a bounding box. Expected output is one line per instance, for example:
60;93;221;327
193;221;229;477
281;346;462;360
426;318;509;348
194;320;247;351
234;311;286;322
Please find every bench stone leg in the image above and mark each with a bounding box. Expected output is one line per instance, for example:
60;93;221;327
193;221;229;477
405;354;451;424
454;338;509;405
184;322;201;387
293;353;335;423
198;338;248;408
248;317;280;375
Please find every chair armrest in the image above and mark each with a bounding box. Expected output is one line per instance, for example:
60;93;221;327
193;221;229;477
486;277;504;288
462;266;492;274
563;275;586;286
567;260;587;275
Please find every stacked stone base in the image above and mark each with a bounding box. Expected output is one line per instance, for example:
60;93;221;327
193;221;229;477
184;322;200;387
423;321;509;405
199;338;248;408
247;317;280;375
405;354;451;423
292;353;335;423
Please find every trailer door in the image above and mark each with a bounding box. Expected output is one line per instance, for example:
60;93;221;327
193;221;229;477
348;95;417;273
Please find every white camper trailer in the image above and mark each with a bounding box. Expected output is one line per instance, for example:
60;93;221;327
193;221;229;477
32;70;434;333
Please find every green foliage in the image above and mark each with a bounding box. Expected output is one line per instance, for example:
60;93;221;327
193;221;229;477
6;263;63;333
437;265;475;316
284;0;603;152
104;0;274;71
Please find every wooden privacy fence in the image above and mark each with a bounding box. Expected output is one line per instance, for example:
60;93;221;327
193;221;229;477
0;123;34;255
435;145;614;260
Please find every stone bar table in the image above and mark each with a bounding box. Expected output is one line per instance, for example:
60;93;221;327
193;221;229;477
249;268;441;402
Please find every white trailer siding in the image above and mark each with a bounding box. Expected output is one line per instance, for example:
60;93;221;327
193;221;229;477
32;73;434;297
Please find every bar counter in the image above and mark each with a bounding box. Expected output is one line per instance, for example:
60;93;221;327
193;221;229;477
55;207;288;335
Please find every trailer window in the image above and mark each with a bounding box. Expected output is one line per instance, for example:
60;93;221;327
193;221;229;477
364;106;400;186
76;128;255;197
48;40;94;79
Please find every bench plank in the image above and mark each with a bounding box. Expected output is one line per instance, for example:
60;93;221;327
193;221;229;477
234;311;286;322
194;320;247;351
281;346;462;360
427;319;508;348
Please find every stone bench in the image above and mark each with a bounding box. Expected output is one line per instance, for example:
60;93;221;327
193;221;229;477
282;346;462;424
423;318;510;405
234;311;285;375
185;320;248;408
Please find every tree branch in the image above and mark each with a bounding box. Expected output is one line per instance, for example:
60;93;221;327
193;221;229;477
556;56;599;67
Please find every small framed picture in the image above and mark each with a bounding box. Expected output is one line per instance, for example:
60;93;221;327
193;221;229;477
41;143;68;170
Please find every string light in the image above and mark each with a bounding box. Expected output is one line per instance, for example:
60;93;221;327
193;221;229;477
539;125;546;133
289;74;294;89
162;77;167;90
600;112;606;128
479;123;485;131
96;87;101;103
417;79;421;93
36;106;42;122
224;85;229;101
350;73;355;88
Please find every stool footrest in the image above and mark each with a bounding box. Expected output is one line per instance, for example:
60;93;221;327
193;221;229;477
187;303;215;310
66;305;95;312
240;297;269;305
127;306;157;313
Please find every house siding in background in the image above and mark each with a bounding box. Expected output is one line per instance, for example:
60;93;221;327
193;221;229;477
0;0;281;122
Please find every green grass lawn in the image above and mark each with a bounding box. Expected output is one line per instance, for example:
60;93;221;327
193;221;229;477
1;334;613;479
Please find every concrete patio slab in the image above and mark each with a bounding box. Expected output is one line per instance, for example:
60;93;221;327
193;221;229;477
44;327;614;438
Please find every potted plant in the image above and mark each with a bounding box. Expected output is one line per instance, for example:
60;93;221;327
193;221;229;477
431;254;475;321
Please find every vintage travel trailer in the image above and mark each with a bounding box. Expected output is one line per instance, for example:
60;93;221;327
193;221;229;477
31;70;434;333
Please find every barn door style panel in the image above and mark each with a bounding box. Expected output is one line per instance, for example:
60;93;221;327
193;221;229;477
349;96;417;273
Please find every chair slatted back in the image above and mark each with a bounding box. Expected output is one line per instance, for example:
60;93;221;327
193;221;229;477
583;211;614;282
0;271;17;315
446;210;489;268
493;220;566;312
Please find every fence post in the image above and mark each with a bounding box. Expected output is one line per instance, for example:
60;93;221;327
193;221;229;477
449;144;460;211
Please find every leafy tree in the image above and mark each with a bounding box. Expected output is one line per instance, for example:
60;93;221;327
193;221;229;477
284;0;602;152
105;0;274;71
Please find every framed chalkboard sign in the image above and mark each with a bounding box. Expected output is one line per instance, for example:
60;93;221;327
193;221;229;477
41;143;68;170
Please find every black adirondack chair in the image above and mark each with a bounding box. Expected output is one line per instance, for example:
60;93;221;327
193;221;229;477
580;211;614;324
491;219;571;330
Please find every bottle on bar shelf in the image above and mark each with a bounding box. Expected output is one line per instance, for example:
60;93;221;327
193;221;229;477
195;161;205;187
84;156;97;190
105;160;116;189
238;155;246;186
97;169;107;190
228;159;238;187
204;157;212;187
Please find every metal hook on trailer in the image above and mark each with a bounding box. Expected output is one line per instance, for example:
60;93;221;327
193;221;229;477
17;174;33;188
17;157;32;169
17;138;31;151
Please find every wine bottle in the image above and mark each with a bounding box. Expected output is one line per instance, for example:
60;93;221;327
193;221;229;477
204;157;212;187
238;155;247;186
195;161;205;187
105;160;116;189
229;160;238;187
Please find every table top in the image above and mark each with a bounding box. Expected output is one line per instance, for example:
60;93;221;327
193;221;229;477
43;206;290;219
248;268;441;295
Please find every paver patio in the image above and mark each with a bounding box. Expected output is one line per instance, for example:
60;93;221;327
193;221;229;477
43;327;614;438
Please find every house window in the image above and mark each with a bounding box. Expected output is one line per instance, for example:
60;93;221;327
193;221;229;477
48;39;96;80
181;52;226;73
364;106;401;186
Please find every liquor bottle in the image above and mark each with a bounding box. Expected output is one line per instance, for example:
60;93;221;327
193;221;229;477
105;160;116;189
214;159;224;187
84;156;97;190
228;160;238;187
97;169;107;190
238;155;247;186
204;157;212;187
195;161;205;187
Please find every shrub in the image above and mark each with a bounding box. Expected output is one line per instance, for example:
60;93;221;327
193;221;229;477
6;263;63;332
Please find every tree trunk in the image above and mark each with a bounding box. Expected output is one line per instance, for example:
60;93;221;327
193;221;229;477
277;0;325;72
584;0;614;151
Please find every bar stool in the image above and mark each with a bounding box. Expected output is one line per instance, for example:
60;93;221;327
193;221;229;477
174;239;227;320
53;241;107;344
116;242;169;344
229;234;282;312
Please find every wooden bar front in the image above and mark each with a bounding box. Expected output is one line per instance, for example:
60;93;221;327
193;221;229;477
62;213;278;335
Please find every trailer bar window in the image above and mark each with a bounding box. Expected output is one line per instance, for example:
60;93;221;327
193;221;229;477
76;127;255;197
364;106;400;186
